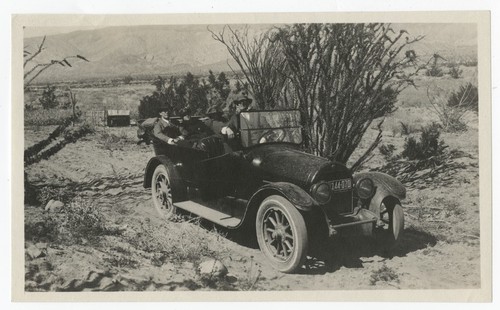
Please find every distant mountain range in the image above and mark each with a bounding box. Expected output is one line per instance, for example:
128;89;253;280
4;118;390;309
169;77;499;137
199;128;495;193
24;23;477;83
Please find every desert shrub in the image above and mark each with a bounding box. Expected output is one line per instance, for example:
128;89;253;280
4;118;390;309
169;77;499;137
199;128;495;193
98;129;135;148
39;85;59;109
207;70;231;109
24;108;74;126
139;72;229;119
24;122;95;166
370;264;399;285
25;118;72;160
402;123;447;160
211;23;423;171
425;53;446;77
399;121;417;136
125;220;228;265
123;75;133;85
427;85;471;132
62;122;94;142
24;36;89;89
24;87;37;110
448;64;463;79
58;198;118;244
138;91;169;120
59;97;72;109
461;60;478;67
35;185;73;207
25;198;118;244
103;254;140;269
447;83;478;112
379;143;396;160
24;210;61;243
426;65;443;77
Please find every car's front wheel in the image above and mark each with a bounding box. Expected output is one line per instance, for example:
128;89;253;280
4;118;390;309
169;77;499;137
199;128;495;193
376;202;404;249
151;164;177;219
256;195;308;273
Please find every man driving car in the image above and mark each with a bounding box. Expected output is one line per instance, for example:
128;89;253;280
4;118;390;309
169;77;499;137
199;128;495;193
221;91;254;139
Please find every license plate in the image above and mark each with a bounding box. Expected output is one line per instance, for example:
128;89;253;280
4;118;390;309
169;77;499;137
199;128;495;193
330;179;352;192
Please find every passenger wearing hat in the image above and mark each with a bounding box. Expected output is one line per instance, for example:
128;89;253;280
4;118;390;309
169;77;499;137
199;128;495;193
176;107;214;147
203;105;227;135
152;109;184;145
221;91;253;139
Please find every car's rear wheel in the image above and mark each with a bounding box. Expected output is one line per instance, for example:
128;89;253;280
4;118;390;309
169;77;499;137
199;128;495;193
256;195;308;273
151;164;177;219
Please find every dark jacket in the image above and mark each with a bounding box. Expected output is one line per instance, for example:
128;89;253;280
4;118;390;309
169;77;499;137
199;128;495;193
203;118;226;135
178;119;214;140
153;118;182;144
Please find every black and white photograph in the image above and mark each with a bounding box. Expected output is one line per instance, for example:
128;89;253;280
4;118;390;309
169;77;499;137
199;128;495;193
10;10;491;301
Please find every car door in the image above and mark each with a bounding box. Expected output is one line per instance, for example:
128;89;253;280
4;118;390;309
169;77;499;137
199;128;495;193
196;151;243;199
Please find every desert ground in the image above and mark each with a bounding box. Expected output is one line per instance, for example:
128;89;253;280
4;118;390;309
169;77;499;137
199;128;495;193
23;66;481;291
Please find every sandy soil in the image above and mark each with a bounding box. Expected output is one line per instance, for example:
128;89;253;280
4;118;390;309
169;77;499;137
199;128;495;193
23;122;481;291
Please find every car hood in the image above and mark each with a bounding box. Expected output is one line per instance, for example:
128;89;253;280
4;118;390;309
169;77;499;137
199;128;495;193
245;144;351;188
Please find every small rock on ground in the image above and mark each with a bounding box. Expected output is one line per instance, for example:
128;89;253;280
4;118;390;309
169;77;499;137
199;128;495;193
198;259;228;278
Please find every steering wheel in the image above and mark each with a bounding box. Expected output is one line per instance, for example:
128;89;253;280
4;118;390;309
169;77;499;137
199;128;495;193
258;129;286;144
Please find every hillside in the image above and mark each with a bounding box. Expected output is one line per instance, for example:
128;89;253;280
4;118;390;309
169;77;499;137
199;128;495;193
24;23;477;83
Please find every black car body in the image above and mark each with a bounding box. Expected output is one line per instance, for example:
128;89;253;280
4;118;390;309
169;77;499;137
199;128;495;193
143;109;405;273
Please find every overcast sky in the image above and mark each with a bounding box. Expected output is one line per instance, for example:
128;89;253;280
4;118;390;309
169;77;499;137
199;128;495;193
24;26;107;38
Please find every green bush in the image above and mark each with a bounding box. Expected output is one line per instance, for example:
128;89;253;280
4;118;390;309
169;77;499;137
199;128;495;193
448;64;463;79
24;108;73;126
370;264;399;285
35;185;73;207
379;143;396;160
427;84;471;132
125;220;228;265
399;121;417;136
39;85;59;109
426;65;443;77
402;123;447;160
138;72;231;119
138;90;170;120
123;75;133;85
25;198;120;244
448;83;478;112
25;210;61;243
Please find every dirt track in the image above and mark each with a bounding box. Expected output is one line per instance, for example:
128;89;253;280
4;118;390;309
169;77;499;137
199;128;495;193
24;126;481;291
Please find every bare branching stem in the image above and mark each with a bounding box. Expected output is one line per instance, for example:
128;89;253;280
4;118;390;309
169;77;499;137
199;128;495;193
212;23;422;168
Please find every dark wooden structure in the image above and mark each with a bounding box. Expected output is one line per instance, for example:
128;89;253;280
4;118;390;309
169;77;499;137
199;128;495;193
106;110;131;127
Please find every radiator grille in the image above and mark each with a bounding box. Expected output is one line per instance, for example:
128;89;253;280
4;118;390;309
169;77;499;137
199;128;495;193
329;190;353;215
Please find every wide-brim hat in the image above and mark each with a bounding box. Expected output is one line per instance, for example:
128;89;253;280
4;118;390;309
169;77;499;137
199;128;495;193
233;92;252;104
224;91;253;112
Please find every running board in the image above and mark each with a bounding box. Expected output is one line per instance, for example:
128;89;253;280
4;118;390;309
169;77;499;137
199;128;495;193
175;200;242;228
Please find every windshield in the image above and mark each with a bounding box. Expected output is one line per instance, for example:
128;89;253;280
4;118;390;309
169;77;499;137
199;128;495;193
239;110;302;147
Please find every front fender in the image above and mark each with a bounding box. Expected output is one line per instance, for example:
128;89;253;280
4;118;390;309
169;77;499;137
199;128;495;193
249;182;316;212
354;171;406;216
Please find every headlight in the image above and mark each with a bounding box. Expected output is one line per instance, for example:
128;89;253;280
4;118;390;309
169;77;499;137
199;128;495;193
311;182;331;204
356;178;375;199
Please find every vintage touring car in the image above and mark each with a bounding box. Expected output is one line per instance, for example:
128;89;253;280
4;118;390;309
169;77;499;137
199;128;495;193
143;109;405;273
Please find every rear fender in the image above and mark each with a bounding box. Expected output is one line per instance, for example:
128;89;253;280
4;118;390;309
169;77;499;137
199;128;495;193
143;155;186;202
353;172;406;216
144;156;166;189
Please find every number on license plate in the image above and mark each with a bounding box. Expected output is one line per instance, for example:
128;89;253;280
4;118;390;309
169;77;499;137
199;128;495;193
331;179;352;191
